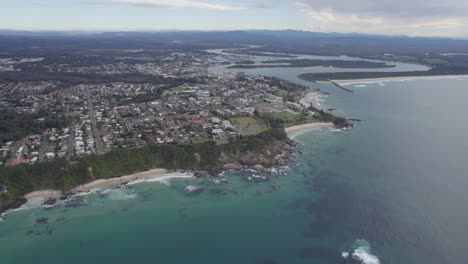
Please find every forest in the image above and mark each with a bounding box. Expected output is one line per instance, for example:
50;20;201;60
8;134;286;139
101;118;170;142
0;110;69;143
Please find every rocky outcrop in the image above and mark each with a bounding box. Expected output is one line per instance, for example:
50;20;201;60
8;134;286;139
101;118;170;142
43;198;57;207
0;197;27;215
219;129;293;169
223;163;242;170
252;164;264;172
0;184;7;195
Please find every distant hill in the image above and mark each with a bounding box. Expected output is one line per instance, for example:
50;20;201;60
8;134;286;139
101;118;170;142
1;29;468;56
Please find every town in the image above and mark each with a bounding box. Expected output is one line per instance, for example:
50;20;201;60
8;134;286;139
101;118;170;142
0;50;322;168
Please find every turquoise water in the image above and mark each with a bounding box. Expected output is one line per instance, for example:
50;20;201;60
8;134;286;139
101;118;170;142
2;76;468;263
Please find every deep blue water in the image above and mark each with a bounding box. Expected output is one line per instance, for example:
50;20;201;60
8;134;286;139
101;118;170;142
1;70;468;263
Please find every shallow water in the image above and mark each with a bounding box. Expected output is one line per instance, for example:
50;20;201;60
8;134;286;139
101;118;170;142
207;48;430;78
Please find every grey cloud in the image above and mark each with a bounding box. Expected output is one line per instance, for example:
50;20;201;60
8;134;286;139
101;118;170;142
295;0;468;36
296;0;468;19
255;0;274;8
93;0;247;11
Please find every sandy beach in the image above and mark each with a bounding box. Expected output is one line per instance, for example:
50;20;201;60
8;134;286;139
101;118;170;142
333;74;468;86
24;190;63;200
300;91;319;108
285;122;335;139
72;168;170;193
23;168;173;201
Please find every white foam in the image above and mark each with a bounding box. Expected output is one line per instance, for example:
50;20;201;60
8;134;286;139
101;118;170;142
73;188;103;197
342;252;350;258
128;172;194;186
350;239;381;264
100;189;137;201
0;197;45;219
338;75;468;86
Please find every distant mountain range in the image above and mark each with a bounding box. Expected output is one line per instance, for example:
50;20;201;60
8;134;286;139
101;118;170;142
0;29;462;40
1;29;468;56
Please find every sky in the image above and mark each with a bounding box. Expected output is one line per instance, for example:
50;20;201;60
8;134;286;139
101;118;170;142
1;0;467;37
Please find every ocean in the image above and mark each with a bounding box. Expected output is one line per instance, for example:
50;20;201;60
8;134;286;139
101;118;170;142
2;74;468;263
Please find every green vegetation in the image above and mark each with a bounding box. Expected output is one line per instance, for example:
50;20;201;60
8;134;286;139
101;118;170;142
162;86;187;96
258;111;315;128
230;117;270;136
0;110;68;143
229;59;394;69
190;136;209;144
219;128;287;157
223;49;296;58
0;129;289;211
0;71;201;86
0;141;221;197
298;68;468;81
422;58;449;65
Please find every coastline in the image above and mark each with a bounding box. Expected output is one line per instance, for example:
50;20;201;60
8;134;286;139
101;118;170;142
285;122;335;139
72;168;170;193
2;125;335;218
24;190;62;201
23;168;174;201
4;89;339;216
299;91;319;108
21;121;334;202
333;74;468;85
300;90;328;110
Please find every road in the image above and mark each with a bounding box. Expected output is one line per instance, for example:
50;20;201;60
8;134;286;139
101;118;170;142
83;85;105;155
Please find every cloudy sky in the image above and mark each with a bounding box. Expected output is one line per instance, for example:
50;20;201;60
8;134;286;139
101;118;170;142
2;0;467;37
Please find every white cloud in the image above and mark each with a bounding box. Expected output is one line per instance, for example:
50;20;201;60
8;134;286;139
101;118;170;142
99;0;247;11
294;0;468;37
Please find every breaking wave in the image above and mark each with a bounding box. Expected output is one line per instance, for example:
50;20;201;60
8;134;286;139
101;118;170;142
0;197;45;219
128;172;194;186
100;188;137;201
342;239;381;264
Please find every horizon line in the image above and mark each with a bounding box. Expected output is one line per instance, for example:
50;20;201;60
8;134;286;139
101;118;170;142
0;28;466;40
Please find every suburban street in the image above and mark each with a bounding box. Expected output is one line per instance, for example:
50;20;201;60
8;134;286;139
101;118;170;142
84;85;104;155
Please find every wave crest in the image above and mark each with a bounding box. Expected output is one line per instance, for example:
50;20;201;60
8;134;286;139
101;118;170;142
342;239;381;264
100;188;137;201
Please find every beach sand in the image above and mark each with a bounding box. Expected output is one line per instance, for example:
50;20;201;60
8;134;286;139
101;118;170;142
23;168;172;201
71;168;170;193
285;122;334;139
300;91;319;108
24;190;62;200
333;74;468;86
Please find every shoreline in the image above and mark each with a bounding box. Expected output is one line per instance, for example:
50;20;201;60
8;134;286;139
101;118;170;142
2;124;333;218
300;90;328;110
0;169;194;219
21;121;334;201
299;91;319;108
23;168;175;201
72;168;170;193
285;122;335;139
333;74;468;85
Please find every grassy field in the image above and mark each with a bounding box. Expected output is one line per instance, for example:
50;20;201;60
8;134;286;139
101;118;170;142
230;117;270;136
162;86;186;96
191;135;210;144
259;111;299;121
259;111;318;128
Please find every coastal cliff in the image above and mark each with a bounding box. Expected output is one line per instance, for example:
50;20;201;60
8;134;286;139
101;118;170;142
219;128;294;169
0;128;295;215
